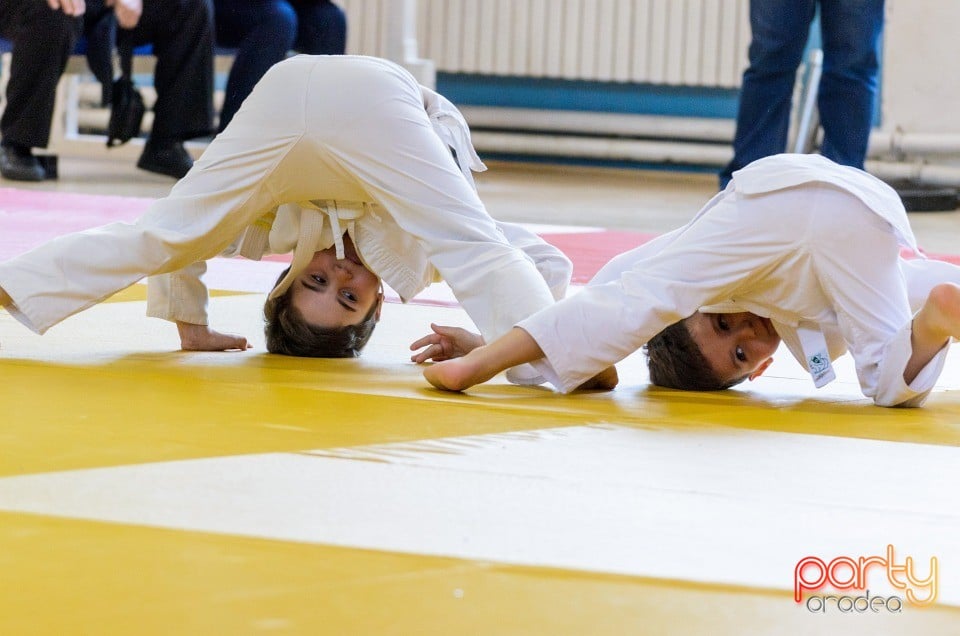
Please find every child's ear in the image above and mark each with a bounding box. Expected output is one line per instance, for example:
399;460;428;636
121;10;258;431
374;292;384;322
748;357;774;381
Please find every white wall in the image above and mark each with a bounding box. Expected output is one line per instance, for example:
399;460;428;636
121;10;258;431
882;0;960;135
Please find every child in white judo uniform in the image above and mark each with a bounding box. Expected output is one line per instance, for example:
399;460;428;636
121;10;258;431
417;154;960;407
0;55;570;363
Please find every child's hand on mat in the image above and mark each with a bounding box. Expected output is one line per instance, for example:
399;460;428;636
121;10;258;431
177;322;252;352
575;366;619;391
409;323;484;363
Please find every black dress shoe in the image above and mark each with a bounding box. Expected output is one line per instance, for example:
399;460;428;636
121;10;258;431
0;144;46;181
136;140;194;179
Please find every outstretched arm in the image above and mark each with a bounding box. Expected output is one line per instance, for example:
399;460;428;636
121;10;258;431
423;326;619;392
424;327;542;391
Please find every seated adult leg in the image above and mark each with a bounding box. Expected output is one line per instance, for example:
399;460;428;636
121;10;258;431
134;0;216;178
214;0;296;132
292;0;346;55
83;9;117;106
0;1;81;181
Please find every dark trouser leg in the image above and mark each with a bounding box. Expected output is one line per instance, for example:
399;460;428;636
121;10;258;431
135;0;215;142
293;0;347;55
214;0;296;132
0;1;81;148
83;10;117;106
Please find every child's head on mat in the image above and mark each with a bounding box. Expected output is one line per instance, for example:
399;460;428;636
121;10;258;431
263;242;383;358
645;311;780;391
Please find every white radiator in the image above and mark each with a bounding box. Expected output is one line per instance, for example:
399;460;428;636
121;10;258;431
43;1;749;165
340;0;751;88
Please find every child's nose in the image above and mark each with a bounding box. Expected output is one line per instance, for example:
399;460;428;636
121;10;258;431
333;263;353;281
736;319;757;338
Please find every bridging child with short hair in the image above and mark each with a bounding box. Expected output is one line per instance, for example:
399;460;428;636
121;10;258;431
0;55;570;369
416;153;960;408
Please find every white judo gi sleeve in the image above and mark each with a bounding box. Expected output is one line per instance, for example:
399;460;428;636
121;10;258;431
516;192;788;393
495;222;572;302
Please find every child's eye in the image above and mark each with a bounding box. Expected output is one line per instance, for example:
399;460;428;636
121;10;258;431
311;275;327;286
736;347;747;362
341;290;357;302
718;316;729;330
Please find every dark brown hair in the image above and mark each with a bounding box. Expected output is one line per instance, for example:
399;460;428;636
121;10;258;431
263;268;379;358
644;318;746;391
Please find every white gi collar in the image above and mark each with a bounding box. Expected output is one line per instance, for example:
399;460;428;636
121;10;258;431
267;200;361;300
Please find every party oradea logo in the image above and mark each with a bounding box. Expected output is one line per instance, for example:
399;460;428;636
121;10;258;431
794;545;938;613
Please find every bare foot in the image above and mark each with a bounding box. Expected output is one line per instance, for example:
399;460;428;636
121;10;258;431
906;283;960;383
919;283;960;336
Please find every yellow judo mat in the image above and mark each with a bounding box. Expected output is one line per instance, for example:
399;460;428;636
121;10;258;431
2;280;960;634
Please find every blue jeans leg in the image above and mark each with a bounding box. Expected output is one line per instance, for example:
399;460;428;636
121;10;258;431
817;0;884;168
719;0;816;187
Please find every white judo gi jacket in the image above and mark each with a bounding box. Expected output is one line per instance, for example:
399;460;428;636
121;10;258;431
0;56;569;352
519;154;955;407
